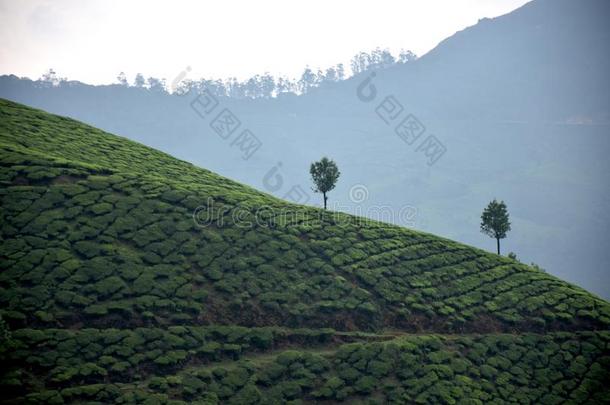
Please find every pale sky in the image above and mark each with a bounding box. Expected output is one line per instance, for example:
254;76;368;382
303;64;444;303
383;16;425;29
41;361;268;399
0;0;530;85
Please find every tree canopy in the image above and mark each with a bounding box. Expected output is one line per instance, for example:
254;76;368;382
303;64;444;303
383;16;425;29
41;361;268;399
310;157;340;210
480;199;511;254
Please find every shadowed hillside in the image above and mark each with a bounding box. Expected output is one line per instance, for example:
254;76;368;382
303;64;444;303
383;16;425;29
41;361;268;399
1;99;609;403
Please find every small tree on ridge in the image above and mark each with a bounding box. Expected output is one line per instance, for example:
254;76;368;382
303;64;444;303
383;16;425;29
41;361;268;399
480;199;511;255
310;157;340;210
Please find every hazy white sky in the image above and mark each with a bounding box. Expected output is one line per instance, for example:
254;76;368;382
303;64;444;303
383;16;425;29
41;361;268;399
0;0;530;84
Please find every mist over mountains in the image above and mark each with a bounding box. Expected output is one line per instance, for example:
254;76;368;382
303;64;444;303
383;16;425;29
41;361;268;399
1;0;609;298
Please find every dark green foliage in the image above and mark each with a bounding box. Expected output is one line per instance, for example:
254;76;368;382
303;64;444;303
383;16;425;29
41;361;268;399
309;156;340;209
0;99;609;403
480;199;511;254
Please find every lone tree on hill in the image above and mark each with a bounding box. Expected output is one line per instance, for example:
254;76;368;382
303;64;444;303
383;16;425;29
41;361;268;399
310;157;340;210
480;199;511;255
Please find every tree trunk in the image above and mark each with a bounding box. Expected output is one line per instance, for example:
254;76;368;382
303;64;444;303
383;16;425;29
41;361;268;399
323;192;327;210
496;238;500;255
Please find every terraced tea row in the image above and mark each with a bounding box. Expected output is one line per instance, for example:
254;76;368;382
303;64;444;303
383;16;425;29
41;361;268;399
1;99;609;403
2;328;608;404
1;147;608;332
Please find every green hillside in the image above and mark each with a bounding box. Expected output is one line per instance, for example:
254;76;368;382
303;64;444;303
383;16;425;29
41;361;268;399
0;98;609;404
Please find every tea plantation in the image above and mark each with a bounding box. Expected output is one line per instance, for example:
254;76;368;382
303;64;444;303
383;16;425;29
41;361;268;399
0;98;609;403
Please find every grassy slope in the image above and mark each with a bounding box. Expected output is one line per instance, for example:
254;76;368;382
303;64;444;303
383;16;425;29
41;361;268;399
0;98;608;403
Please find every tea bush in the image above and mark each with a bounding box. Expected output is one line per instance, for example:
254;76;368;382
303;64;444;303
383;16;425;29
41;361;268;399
1;99;609;403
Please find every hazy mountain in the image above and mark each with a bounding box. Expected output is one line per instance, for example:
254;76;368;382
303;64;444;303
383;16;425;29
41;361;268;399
1;0;609;298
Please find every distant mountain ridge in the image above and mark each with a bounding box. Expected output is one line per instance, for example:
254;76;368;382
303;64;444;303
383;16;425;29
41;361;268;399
372;0;610;122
